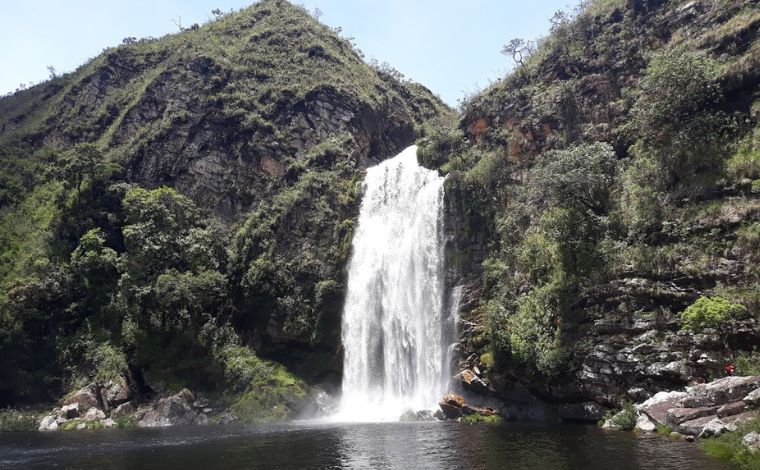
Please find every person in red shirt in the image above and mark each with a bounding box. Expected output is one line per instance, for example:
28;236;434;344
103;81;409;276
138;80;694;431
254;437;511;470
724;364;736;376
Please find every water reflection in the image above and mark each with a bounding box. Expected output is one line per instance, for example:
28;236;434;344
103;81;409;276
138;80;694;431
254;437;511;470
0;422;733;470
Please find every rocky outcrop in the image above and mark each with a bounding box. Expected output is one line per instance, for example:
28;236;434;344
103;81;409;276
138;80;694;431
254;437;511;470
600;375;760;438
38;386;219;432
437;393;500;421
136;389;205;427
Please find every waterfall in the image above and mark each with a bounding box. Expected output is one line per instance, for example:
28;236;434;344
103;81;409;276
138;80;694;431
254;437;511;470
335;145;449;422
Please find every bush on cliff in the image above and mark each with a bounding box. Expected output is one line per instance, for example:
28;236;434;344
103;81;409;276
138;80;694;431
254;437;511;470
680;296;748;331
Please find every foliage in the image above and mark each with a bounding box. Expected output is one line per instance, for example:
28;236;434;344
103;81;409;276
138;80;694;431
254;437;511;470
680;296;748;331
630;46;734;195
735;351;760;377
461;413;504;424
0;408;40;432
602;402;638;431
702;417;760;469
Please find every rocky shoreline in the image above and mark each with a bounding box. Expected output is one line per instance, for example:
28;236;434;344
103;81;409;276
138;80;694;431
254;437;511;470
36;381;238;432
600;375;760;452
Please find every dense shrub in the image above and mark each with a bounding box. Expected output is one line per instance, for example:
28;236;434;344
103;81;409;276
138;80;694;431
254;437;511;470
680;296;747;331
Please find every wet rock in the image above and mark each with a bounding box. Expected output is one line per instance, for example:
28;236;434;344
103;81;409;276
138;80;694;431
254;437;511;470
636;414;656;432
193;413;209;425
61;403;80;419
416;410;436;422
38;415;58;431
743;432;760;452
63;383;101;411
111;401;135;419
218;412;239;425
433;410;446;421
399;409;419;421
439;393;466;420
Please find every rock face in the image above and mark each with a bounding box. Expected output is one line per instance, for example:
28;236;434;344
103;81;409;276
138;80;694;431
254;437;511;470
635;376;760;437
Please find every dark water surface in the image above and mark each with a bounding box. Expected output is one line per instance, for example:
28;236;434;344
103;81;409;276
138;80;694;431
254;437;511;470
0;421;733;469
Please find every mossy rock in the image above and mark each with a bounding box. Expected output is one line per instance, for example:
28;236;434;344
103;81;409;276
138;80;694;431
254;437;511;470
461;414;503;424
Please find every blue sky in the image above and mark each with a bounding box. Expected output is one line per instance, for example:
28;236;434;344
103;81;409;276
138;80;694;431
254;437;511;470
0;0;565;106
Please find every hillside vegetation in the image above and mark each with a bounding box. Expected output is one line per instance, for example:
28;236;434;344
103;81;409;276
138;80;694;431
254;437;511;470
0;0;450;416
421;0;760;408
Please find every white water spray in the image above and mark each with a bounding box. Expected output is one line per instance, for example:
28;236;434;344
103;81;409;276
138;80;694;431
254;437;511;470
335;145;450;422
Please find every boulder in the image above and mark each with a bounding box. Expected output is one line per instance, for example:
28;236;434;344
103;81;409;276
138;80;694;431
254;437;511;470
111;401;136;419
744;388;760;407
84;407;106;421
638;391;687;425
439;393;466;420
704;376;760;406
102;379;131;408
103;418;116;428
699;418;730;438
667;406;718;427
38;415;58;431
717;401;747;418
137;389;199;427
678;415;717;435
742;432;760;452
63;383;101;411
416;410;436;422
636;414;656;432
61;403;80;419
399;409;418;421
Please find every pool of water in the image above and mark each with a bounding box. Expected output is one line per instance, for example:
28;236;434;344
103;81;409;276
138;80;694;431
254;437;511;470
0;421;733;469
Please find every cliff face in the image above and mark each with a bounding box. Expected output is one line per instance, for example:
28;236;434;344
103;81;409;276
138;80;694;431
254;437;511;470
0;0;450;408
429;0;760;418
0;0;447;219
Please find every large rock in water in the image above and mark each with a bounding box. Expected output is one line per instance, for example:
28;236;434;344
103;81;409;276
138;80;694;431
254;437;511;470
439;394;466;419
138;389;199;427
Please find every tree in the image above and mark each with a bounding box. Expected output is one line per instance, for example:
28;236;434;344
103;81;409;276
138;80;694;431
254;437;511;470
46;65;57;79
501;38;536;67
631;46;734;193
529;142;618;216
211;8;224;18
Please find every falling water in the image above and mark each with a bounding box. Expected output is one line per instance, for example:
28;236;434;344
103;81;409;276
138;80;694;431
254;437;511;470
335;145;449;422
